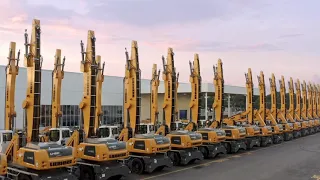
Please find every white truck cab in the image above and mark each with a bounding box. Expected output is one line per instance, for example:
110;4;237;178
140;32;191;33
0;130;13;153
48;127;71;146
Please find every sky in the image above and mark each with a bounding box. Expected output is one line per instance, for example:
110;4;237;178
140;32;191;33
0;0;319;89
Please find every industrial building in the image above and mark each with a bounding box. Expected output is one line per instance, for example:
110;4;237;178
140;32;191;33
0;65;259;129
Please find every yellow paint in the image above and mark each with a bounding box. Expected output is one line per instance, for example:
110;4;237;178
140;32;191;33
231;155;241;158
213;158;229;163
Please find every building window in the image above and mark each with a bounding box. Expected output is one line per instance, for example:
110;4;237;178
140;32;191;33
179;110;187;120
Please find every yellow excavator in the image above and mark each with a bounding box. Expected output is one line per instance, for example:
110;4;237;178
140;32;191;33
314;84;320;132
39;49;66;143
116;41;173;174
222;68;261;149
301;81;315;134
0;19;77;180
155;48;203;165
135;64;160;134
295;79;309;136
204;59;247;153
47;30;130;179
264;73;284;144
0;42;20;177
286;78;302;138
184;54;226;158
253;71;273;146
274;75;294;141
317;85;320;130
307;82;319;133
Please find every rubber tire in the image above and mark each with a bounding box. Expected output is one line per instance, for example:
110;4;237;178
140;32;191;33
18;174;31;180
131;158;144;175
169;152;181;166
80;165;95;180
199;146;209;159
225;143;231;154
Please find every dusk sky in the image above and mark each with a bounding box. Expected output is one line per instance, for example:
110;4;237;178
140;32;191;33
0;0;319;89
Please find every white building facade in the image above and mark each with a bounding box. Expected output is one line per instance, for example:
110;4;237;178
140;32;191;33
0;65;258;129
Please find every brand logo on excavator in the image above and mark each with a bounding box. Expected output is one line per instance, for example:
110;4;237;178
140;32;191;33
50;151;61;156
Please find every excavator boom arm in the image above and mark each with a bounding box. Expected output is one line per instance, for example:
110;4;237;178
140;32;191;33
5;42;20;130
150;64;160;125
22;19;42;143
51;49;65;128
295;79;302;120
210;59;224;128
189;54;201;125
79;30;98;138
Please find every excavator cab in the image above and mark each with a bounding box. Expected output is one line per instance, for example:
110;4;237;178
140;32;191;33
97;125;120;139
48;127;71;146
136;124;155;134
170;122;184;131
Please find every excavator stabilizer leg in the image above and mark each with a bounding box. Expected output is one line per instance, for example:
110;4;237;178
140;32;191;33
260;136;273;147
283;132;293;141
7;166;78;180
293;130;301;138
245;137;261;149
310;127;316;134
301;128;309;136
73;160;130;179
126;153;173;174
223;140;247;154
168;148;204;166
272;134;283;144
199;143;226;159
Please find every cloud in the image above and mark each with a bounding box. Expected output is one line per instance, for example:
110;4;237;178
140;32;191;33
278;33;304;39
174;41;282;52
0;0;319;86
85;0;266;27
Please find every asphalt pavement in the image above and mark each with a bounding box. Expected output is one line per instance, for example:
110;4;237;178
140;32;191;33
127;133;320;180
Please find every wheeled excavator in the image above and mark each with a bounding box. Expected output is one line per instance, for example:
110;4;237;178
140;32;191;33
39;49;66;143
307;83;319;133
316;85;320;130
295;79;309;136
0;19;77;180
116;41;173;174
134;64;160;134
311;83;320;132
301;81;315;134
222;68;261;149
264;73;283;144
286;78;302;138
253;72;273;146
155;48;203;166
274;75;294;141
202;59;247;154
47;30;130;180
184;54;226;159
0;42;20;177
